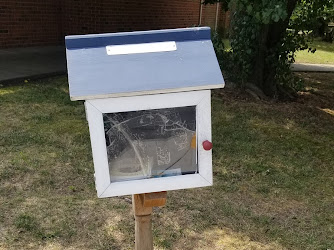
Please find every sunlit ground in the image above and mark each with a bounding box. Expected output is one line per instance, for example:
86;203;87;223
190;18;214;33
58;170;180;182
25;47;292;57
295;39;334;64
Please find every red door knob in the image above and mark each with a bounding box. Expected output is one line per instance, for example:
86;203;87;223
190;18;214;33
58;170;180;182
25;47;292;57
202;140;213;151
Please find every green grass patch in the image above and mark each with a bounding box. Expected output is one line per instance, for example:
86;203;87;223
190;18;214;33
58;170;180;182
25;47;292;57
294;39;334;64
15;214;40;233
223;39;231;50
0;74;333;249
222;38;334;64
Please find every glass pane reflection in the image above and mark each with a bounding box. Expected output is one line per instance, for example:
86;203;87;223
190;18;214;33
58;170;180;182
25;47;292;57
103;106;197;182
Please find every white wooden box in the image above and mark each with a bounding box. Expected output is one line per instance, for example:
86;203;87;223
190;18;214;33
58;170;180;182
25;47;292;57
85;90;212;197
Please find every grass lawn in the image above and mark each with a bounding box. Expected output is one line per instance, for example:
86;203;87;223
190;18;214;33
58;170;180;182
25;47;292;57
0;74;334;249
222;38;334;64
295;39;334;64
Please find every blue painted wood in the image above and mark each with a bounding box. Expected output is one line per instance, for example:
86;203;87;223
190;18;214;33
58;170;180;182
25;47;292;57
66;27;224;100
66;27;211;49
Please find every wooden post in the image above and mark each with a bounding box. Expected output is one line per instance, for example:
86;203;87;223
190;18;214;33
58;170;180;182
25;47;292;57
132;192;167;250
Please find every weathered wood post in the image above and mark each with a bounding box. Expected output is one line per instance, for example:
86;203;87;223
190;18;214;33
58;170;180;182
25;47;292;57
132;192;167;250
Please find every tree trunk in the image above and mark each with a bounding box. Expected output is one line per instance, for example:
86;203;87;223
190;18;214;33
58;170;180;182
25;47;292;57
253;0;299;97
253;24;269;92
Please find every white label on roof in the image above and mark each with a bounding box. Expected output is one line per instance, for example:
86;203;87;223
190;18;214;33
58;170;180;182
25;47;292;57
106;41;177;55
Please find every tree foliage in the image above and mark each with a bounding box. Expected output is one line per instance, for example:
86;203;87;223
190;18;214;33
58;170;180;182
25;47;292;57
206;0;334;98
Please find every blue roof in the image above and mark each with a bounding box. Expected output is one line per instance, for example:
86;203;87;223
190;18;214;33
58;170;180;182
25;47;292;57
65;27;224;100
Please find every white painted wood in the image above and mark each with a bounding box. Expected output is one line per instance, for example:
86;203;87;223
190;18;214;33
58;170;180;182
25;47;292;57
87;90;207;114
197;91;213;184
85;102;111;196
85;90;213;197
70;84;224;101
100;174;211;198
106;41;176;55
